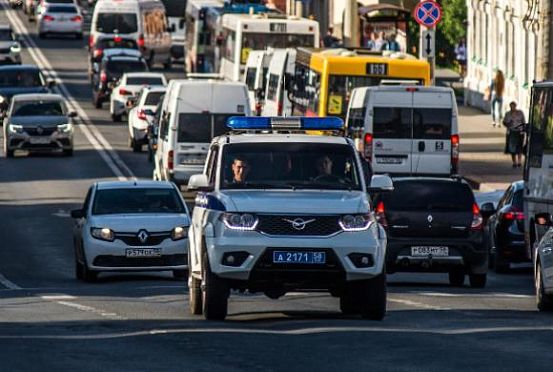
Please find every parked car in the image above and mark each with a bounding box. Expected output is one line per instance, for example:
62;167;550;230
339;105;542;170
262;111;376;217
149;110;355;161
481;181;527;272
127;85;165;152
109;72;166;122
36;2;83;39
373;177;487;287
90;48;147;109
70;180;190;282
2;93;76;157
0;24;21;65
0;65;55;116
88;35;138;80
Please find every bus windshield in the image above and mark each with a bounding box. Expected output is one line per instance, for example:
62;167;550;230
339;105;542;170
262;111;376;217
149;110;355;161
242;33;314;54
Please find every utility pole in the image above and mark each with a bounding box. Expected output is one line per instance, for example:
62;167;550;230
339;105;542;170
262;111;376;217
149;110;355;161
537;0;553;80
343;0;359;47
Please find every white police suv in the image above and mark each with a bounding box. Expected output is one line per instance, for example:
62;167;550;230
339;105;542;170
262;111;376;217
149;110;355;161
187;116;393;320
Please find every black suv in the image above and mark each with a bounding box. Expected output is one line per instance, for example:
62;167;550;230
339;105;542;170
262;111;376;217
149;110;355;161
90;49;148;108
373;177;487;288
0;64;54;114
88;36;138;80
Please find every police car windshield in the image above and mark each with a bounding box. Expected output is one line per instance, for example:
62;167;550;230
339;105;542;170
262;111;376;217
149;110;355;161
221;143;362;190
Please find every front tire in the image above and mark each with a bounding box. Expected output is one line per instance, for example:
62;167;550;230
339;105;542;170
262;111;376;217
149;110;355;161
132;140;142;153
357;273;387;320
111;113;122;122
63;148;73;156
536;260;553;311
201;252;229;320
449;269;465;287
4;147;14;158
173;269;187;280
189;275;203;315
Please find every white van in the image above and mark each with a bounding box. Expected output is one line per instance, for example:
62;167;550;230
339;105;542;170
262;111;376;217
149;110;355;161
153;79;251;185
346;86;459;176
261;48;296;117
243;50;272;116
90;0;172;68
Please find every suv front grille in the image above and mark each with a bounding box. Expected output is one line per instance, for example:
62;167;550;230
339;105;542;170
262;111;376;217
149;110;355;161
25;127;56;136
256;215;342;236
115;231;172;246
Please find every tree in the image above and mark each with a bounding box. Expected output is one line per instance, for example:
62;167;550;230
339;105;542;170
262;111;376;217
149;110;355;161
437;0;467;45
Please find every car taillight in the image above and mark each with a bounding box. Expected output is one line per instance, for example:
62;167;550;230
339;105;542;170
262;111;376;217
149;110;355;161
255;102;262;116
137;34;145;48
43;15;54;21
89;35;95;49
137;109;147;120
375;201;387;228
471;203;483;230
167;150;174;170
114;36;122;42
451;134;460;173
71;15;82;22
363;133;373;162
100;71;107;83
93;49;103;58
119;88;132;95
277;101;283;116
502;207;524;221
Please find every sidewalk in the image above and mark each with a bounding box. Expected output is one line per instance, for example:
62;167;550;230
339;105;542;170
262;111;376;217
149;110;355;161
458;105;523;191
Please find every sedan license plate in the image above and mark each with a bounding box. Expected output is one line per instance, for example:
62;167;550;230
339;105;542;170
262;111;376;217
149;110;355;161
376;157;403;164
411;246;449;257
29;137;51;145
273;251;326;264
125;248;162;258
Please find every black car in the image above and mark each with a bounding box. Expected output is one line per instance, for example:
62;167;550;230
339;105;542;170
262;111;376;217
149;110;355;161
90;49;148;109
481;181;527;272
146;97;163;162
88;36;138;80
373;177;487;288
0;65;54;115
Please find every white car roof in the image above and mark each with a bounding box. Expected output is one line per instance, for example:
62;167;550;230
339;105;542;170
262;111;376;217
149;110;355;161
215;133;351;146
124;72;165;78
95;180;175;190
11;93;64;102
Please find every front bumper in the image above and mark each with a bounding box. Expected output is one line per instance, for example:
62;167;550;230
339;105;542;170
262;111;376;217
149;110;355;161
84;235;188;271
111;98;127;116
6;132;73;151
205;227;386;284
0;52;21;64
39;21;82;34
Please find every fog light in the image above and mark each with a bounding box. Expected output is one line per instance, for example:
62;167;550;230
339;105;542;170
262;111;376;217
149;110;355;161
348;253;374;268
222;251;249;267
226;255;235;264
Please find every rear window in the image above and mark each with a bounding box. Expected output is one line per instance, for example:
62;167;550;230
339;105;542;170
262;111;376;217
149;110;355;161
373;107;411;138
413;108;452;139
380;180;474;212
126;77;164;86
144;91;163;106
96;13;138;34
245;67;257;91
106;60;147;74
47;6;77;13
177;113;242;143
92;188;185;215
373;107;452;139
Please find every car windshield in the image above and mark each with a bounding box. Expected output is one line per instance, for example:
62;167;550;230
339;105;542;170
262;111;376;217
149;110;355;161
12;101;65;116
220;143;362;190
97;38;137;50
92;188;185;215
144;91;163;106
47;6;77;13
177;113;241;143
0;30;13;41
96;13;138;34
126;77;164;85
0;70;43;87
106;60;147;74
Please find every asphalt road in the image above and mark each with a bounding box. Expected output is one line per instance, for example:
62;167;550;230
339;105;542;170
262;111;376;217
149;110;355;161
0;3;551;371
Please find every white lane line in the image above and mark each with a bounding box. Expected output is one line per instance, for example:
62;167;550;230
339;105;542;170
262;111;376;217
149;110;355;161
37;294;126;319
388;298;451;311
414;292;533;299
1;1;134;181
0;273;21;290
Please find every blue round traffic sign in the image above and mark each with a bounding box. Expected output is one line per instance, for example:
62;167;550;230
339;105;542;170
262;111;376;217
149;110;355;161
413;1;442;28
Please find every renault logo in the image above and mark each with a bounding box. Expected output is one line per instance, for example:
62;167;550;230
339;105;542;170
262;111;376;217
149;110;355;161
427;215;433;223
137;230;149;243
283;218;316;231
36;126;44;135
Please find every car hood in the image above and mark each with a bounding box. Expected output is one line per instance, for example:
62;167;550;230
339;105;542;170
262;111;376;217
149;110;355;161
88;214;190;232
9;116;68;126
0;86;49;99
217;190;368;214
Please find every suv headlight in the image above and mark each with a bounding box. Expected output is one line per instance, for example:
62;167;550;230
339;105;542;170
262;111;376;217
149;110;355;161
57;123;73;133
10;42;21;53
8;124;23;134
221;213;258;231
339;214;373;231
171;226;188;240
90;227;115;241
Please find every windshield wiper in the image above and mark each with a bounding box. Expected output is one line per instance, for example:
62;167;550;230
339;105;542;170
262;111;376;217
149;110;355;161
224;182;286;190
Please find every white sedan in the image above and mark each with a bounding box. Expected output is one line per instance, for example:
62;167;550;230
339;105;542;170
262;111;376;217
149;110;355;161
70;180;190;282
109;72;167;122
127;86;165;152
36;3;83;39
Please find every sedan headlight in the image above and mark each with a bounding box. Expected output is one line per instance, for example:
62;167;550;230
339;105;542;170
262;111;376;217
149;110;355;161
10;42;21;53
221;213;258;231
8;124;23;134
339;214;373;231
57;123;73;133
171;226;188;240
90;227;115;242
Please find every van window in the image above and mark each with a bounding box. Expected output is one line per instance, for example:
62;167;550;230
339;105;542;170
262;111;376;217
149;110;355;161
47;5;77;13
242;34;314;50
413;108;452;139
347;107;366;131
266;74;279;101
106;60;147;74
177;113;243;143
126;77;164;85
373;107;412;138
144;92;164;106
245;68;257;91
96;13;138;34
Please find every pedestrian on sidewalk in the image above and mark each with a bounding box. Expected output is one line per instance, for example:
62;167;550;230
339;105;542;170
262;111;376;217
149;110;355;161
454;38;467;78
384;34;401;52
323;27;341;48
503;101;526;168
489;69;505;127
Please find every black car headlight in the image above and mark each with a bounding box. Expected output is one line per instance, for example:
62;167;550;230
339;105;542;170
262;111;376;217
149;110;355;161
339;214;373;231
221;213;258;231
8;124;23;134
171;226;188;240
90;227;115;242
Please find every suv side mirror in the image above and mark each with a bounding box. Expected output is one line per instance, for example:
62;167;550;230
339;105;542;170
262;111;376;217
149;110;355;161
187;174;210;191
68;111;78;118
536;213;552;227
368;175;393;192
47;80;56;88
70;209;85;219
480;202;496;217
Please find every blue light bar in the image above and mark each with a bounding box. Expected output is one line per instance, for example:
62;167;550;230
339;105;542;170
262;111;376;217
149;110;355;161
226;117;344;131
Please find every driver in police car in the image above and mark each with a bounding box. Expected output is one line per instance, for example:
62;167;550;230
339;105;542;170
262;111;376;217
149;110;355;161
231;156;251;183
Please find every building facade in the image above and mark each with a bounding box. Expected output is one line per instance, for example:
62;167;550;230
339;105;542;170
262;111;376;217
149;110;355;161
465;0;540;115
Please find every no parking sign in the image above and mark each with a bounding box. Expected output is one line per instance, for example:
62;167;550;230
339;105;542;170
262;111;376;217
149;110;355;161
413;0;443;28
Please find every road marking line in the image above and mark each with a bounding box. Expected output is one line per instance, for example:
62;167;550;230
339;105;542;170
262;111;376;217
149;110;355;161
0;273;21;290
388;298;451;310
413;292;533;299
39;294;126;319
40;295;76;300
1;1;134;181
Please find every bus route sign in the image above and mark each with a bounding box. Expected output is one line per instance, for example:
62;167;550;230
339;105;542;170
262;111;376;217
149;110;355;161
413;0;442;28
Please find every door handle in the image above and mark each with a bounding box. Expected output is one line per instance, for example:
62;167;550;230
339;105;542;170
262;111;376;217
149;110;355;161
418;141;425;152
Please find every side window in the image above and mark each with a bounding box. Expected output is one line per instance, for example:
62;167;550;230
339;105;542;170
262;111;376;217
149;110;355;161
346;107;366;137
266;74;279;101
205;145;219;185
159;111;170;140
528;88;550;168
497;186;512;210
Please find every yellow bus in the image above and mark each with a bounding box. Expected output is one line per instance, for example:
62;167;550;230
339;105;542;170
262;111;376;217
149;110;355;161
289;48;431;119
